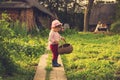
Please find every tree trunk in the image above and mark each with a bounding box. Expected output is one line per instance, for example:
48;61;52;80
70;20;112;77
84;0;94;32
56;0;59;15
64;1;68;23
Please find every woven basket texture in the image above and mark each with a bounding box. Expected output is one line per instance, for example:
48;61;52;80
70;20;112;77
58;43;73;54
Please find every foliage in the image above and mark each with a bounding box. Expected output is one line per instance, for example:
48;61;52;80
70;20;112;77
2;36;46;80
58;12;84;30
0;13;15;38
39;0;84;30
39;0;75;12
10;20;27;37
110;21;120;33
0;13;47;80
60;29;78;36
0;13;16;76
61;31;120;80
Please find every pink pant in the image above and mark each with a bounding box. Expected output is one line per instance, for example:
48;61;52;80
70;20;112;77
50;44;59;60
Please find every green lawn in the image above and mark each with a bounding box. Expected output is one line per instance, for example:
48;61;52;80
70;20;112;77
61;32;120;80
1;28;120;80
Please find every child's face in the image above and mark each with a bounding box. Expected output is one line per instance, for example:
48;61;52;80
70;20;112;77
54;27;61;32
53;25;62;32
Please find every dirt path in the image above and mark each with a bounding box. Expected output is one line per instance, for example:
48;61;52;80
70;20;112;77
33;54;67;80
33;54;48;80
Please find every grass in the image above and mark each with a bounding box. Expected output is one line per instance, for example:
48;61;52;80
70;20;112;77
2;71;35;80
61;32;120;80
2;28;120;80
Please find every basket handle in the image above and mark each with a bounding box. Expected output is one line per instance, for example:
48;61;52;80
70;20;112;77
59;39;66;48
61;37;66;43
63;39;66;43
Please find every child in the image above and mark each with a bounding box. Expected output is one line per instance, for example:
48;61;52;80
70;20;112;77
94;21;102;32
48;19;64;67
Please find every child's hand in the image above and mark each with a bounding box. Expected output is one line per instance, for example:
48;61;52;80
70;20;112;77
61;37;64;40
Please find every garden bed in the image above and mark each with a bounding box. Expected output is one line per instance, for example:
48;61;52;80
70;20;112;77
61;32;120;80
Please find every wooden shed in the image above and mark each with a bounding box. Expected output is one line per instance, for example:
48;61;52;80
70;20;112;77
0;0;55;31
89;3;116;31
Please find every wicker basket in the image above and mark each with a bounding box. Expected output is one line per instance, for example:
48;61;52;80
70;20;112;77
58;43;73;54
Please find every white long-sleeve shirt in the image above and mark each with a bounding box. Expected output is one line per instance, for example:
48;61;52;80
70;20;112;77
94;24;102;32
48;30;62;45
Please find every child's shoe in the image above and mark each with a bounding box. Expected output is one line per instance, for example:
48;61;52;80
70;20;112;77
52;60;61;67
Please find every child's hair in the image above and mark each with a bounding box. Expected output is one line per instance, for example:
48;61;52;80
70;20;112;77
98;21;101;24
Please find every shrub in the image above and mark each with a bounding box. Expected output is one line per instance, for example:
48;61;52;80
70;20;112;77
0;19;14;38
0;41;17;75
10;20;27;36
110;21;120;33
0;77;2;80
0;13;46;79
0;13;17;75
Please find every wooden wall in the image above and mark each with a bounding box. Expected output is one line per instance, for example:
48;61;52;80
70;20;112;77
0;8;51;31
0;9;20;21
25;8;35;31
89;4;116;25
0;8;35;31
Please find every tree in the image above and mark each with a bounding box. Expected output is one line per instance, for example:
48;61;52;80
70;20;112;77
38;0;84;29
38;0;76;22
83;0;94;32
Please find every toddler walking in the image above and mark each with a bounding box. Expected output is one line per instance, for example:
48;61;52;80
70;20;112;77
48;19;64;67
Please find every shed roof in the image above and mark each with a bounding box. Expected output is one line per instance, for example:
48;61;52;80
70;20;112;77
0;0;55;18
0;2;31;8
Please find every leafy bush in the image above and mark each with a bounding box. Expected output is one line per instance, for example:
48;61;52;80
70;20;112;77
0;13;16;76
60;29;78;36
0;13;47;79
110;21;120;33
0;41;16;76
0;77;2;80
10;20;27;36
0;19;14;38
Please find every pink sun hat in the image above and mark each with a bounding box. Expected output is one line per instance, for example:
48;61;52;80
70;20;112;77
51;19;62;28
